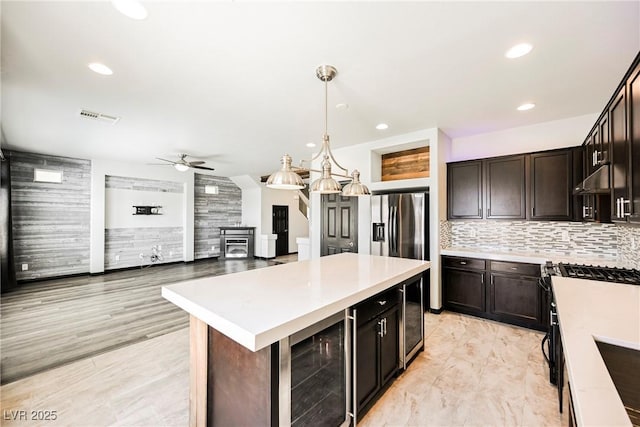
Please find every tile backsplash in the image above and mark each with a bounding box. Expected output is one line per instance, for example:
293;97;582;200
443;220;639;268
617;225;640;268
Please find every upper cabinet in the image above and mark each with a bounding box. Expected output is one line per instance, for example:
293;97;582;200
485;155;527;219
629;61;640;224
530;150;573;220
447;149;578;221
447;160;483;219
610;86;629;222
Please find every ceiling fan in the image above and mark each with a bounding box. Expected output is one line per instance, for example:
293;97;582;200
154;153;215;172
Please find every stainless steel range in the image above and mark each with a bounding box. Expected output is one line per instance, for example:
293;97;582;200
558;263;640;285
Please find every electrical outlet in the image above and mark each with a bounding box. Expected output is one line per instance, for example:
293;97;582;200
561;230;570;242
211;246;215;252
139;253;144;259
21;263;28;271
632;236;638;250
469;229;477;238
169;251;173;257
115;254;120;262
157;245;162;251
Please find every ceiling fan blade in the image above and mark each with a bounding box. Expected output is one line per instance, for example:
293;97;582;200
188;160;205;166
192;165;215;171
156;157;178;165
146;163;172;165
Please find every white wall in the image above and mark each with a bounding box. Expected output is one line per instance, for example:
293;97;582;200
90;158;195;273
232;175;309;257
450;113;597;161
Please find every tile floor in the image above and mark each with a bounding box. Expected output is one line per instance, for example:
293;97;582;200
0;312;566;426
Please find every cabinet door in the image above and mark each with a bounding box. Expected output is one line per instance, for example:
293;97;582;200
530;150;572;220
598;114;610;166
379;305;399;386
628;62;640;223
443;268;485;314
610;87;629;222
356;316;380;411
485;155;527;219
448;161;482;219
489;273;542;328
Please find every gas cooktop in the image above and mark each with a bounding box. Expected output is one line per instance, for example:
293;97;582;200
558;263;640;286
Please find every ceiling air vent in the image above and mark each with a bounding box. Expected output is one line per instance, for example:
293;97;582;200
79;109;120;124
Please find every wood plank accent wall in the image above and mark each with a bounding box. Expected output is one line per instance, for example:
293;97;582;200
381;147;430;181
104;227;183;269
9;150;91;281
104;175;184;270
194;174;242;259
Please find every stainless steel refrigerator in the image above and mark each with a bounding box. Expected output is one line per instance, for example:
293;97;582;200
371;192;429;369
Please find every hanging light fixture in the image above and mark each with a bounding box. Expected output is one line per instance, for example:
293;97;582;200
266;64;370;196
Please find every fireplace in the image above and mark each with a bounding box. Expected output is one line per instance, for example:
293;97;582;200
219;227;255;259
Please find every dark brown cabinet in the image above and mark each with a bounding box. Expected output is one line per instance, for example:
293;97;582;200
485;155;527;219
354;290;399;418
447;148;579;222
447;161;483;219
442;257;486;316
629;61;640;223
530;150;573;220
611;86;629;222
442;256;546;331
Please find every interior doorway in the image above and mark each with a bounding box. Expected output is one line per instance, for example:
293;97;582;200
272;205;289;256
321;194;358;256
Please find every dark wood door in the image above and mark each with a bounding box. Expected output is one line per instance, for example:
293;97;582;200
321;194;358;256
272;205;289;256
629;62;640;223
379;305;399;386
356;316;380;412
442;268;486;315
489;273;542;328
485;155;527;219
530;150;572;220
447;161;483;219
610;87;629;222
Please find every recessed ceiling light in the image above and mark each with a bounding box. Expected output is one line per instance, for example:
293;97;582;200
88;62;113;75
335;103;349;110
505;43;533;59
306;142;316;148
517;103;536;111
111;0;148;20
376;123;389;130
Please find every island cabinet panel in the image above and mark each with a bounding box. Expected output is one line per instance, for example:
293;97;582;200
207;327;275;427
354;291;400;419
447;161;483;219
442;256;546;331
485;155;527;219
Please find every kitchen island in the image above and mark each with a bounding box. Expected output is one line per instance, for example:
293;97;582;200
552;276;640;427
162;253;430;426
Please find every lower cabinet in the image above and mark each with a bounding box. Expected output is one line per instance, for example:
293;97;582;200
442;256;547;331
354;290;400;419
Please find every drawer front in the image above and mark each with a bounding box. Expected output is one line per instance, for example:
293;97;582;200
356;287;399;325
490;260;541;277
443;256;486;270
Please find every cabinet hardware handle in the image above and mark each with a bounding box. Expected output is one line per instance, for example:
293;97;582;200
510;267;518;270
531;207;535;217
377;300;387;306
481;275;484;285
623;199;631;216
490;275;494;286
460;261;467;265
383;318;387;336
378;319;384;337
582;206;587;218
478;208;482;218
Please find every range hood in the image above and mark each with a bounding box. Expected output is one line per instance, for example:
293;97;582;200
573;164;610;195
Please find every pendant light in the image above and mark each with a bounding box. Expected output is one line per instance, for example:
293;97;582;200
266;65;370;196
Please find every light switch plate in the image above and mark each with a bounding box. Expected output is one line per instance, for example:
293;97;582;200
21;263;28;271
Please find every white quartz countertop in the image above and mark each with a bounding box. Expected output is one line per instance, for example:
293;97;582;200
552;276;640;427
162;253;430;352
441;247;631;268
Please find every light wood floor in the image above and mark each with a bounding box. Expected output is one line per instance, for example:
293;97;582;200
0;312;566;427
0;257;285;384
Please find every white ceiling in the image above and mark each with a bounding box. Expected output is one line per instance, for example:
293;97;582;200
2;1;639;177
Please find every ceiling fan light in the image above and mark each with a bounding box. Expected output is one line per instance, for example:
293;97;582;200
266;154;305;190
174;163;190;172
342;170;371;196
